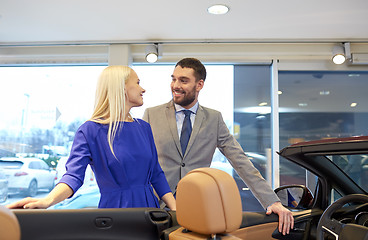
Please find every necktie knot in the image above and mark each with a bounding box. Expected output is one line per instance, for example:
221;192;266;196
182;110;191;117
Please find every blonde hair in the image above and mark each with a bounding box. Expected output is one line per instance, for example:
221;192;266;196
89;65;132;157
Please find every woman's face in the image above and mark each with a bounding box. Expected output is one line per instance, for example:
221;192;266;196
125;70;146;108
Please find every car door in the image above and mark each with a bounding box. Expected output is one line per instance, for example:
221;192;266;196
29;160;48;189
14;208;174;240
39;160;55;189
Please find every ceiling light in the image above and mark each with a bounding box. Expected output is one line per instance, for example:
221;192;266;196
278;91;283;95
298;103;308;107
207;4;229;15
332;44;346;64
319;90;330;95
350;103;357;107
258;102;268;106
145;44;160;63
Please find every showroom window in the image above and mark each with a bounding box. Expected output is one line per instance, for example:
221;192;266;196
233;67;368;210
278;71;368;194
0;65;234;207
2;64;367;210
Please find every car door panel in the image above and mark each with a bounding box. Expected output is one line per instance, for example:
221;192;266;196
14;208;172;240
232;222;278;240
233;209;323;240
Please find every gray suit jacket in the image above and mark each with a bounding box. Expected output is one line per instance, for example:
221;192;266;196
143;100;279;209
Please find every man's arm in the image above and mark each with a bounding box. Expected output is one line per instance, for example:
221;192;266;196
215;112;279;208
214;112;294;234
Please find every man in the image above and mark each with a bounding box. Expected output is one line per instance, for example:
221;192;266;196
143;58;294;235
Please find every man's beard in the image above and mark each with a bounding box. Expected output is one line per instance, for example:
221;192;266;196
173;86;196;107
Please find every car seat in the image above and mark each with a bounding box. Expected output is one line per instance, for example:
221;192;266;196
169;167;243;240
0;205;21;240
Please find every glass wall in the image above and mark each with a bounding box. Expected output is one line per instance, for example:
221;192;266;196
0;66;106;205
233;67;368;210
233;65;271;211
278;71;368;194
0;66;106;158
1;62;368;210
0;64;234;207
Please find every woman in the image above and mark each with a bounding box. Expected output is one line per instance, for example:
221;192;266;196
7;66;176;210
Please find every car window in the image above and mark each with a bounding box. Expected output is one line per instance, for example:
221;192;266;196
39;161;50;170
0;161;23;169
327;154;368;192
332;189;343;202
29;161;39;169
277;156;318;203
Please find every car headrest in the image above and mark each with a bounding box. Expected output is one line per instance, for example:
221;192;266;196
176;167;242;235
0;205;21;240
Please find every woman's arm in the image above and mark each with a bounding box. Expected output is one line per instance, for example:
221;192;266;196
6;183;73;209
161;192;176;210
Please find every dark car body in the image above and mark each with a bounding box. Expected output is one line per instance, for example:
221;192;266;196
7;136;368;240
276;136;368;240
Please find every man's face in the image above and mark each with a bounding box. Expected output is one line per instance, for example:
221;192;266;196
170;66;204;109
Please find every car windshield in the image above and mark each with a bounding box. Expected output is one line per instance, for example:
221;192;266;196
327;154;368;192
0;161;23;169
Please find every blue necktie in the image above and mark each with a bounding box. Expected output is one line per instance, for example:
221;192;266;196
180;110;192;155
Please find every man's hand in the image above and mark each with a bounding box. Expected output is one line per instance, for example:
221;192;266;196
266;201;294;235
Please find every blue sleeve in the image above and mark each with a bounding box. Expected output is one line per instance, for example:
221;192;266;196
143;120;171;198
58;126;91;196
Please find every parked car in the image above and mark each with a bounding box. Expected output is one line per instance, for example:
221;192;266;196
4;136;368;240
0;168;8;203
0;157;56;197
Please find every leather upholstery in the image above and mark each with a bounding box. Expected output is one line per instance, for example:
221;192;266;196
0;205;21;240
170;167;242;239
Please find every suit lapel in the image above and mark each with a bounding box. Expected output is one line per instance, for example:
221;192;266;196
184;104;204;157
165;101;182;156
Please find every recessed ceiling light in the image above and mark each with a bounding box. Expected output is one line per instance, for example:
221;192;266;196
298;103;308;107
258;102;268;106
319;90;330;95
207;4;229;15
278;91;283;95
351;103;357;107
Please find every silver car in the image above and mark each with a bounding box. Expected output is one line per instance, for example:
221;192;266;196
0;157;56;197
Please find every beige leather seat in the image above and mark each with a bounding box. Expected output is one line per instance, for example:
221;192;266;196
0;205;21;240
169;167;243;240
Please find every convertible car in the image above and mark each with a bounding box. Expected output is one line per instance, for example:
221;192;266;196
1;136;367;240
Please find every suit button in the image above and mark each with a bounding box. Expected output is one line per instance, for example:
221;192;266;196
181;163;185;167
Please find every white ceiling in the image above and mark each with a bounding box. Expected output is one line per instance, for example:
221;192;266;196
1;0;368;45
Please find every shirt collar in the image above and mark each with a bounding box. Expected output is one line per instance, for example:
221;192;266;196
174;101;198;114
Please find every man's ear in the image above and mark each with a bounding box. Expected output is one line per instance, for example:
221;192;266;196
196;79;204;91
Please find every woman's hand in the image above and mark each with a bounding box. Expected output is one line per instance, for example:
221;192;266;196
6;197;52;209
7;183;73;209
